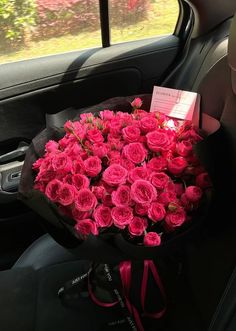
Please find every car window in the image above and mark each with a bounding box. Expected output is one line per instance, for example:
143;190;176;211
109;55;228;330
110;0;179;44
0;0;179;65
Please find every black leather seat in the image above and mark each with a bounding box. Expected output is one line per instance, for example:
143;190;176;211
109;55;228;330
2;11;236;331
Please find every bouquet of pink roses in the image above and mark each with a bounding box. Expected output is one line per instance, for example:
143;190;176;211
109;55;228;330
18;94;219;331
31;97;211;249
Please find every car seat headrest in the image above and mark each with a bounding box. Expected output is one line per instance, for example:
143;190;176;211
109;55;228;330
228;13;236;94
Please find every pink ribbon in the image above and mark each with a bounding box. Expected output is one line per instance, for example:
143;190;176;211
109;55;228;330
89;260;167;331
141;260;167;319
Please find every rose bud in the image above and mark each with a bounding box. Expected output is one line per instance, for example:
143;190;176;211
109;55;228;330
143;232;161;247
185;185;203;202
131;97;143;109
196;172;212;189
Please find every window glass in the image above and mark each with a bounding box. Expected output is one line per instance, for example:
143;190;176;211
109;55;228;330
109;0;179;44
0;0;101;64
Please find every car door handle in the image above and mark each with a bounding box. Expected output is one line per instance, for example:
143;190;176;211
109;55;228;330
0;145;29;164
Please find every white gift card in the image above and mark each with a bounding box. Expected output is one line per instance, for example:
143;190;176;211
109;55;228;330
150;86;200;124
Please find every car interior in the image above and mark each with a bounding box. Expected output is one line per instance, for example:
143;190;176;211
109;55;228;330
0;0;236;330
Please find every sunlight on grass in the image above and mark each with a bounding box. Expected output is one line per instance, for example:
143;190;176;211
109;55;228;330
0;0;179;64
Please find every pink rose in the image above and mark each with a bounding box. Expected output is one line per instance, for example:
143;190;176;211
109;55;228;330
149;172;170;190
45;140;59;154
87;128;104;144
75;219;98;237
32;158;43;171
123;142;147;164
93;205;113;227
72;158;85;174
168;157;188;175
52;153;72;172
35;168;55;183
108;151;121;165
45;179;62;201
165;208;186;231
58;183;77;206
102;164;128;186
148;202;166;222
58;135;73;150
65;142;82;159
72;174;90;190
146;129;173;152
196;172;211;189
75;189;97;211
140;116;158;133
72;208;90;222
143;232;161;247
128;166;149;183
91;186;106;200
131;97;142;109
176;140;192;157
147;157;167;172
100;110;115;121
64;121;86;139
128;217;147;236
130;180;157;204
134;109;148;119
120;158;135;171
135;203;149;216
111;206;133;229
109;118;122;136
111;185;131;207
92;143;108;158
158;191;177;207
185;186;202;202
122;126;141;143
84;156;102;177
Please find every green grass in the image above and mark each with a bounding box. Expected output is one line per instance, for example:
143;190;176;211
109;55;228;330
0;1;179;64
